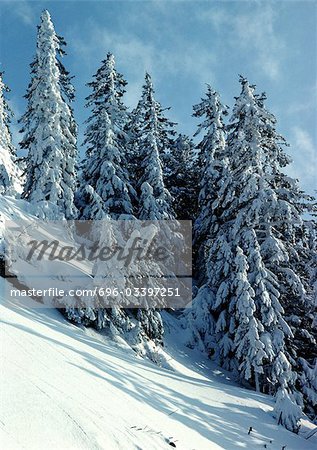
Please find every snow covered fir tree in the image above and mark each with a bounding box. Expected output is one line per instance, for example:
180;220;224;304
76;52;135;220
0;72;19;195
192;85;228;284
19;10;77;219
169;133;198;221
70;57;167;347
0;7;316;444
133;73;174;220
187;77;317;430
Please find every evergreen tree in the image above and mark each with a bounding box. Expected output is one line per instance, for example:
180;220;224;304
124;100;143;196
19;10;77;218
137;130;171;339
74;63;167;346
291;219;317;422
77;53;135;220
125;74;180;342
75;185;106;220
169;134;198;220
0;72;15;157
72;53;135;340
298;358;317;423
192;86;229;285
0;72;19;194
137;73;174;220
188;77;312;431
143;73;176;171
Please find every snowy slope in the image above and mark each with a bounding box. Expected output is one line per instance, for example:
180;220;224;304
1;277;316;450
1;195;316;450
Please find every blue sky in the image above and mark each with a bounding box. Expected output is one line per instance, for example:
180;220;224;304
0;0;316;194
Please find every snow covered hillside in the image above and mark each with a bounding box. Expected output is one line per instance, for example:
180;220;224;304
1;6;316;448
0;194;316;450
1;276;316;450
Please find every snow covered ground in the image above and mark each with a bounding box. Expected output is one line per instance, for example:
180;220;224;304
1;277;316;450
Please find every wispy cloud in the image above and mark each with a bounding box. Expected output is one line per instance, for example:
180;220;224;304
287;84;317;115
69;18;217;107
197;3;284;80
1;0;37;27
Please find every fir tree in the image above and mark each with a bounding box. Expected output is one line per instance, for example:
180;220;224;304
142;73;176;172
0;72;18;195
75;63;168;346
222;78;306;430
72;53;135;341
0;72;15;157
192;86;229;284
137;73;174;220
125;74;179;342
290;219;317;422
124;100;143;196
298;358;317;423
188;77;312;431
169;134;198;220
19;10;77;218
77;53;135;220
